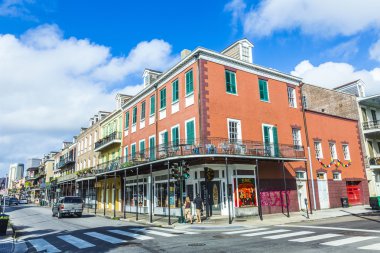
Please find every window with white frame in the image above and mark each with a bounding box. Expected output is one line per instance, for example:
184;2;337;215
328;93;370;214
314;141;323;158
329;142;337;159
317;172;326;180
296;171;306;180
342;144;351;160
292;128;302;149
333;172;342;181
228;119;241;143
287;87;296;108
242;46;250;62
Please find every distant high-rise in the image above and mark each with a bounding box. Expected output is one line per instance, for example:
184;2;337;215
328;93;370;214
8;163;24;189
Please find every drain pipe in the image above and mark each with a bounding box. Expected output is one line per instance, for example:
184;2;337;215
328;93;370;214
300;83;317;211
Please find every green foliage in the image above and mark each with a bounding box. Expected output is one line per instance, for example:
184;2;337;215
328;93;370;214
0;215;9;220
121;162;133;168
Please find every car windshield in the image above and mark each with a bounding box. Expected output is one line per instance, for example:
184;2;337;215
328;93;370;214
64;198;82;203
10;198;18;201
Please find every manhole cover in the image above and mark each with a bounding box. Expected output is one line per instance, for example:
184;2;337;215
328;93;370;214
188;243;206;247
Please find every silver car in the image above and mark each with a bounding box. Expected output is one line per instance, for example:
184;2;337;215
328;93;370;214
52;196;84;218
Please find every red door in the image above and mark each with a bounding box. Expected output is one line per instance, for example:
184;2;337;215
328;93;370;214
346;182;362;205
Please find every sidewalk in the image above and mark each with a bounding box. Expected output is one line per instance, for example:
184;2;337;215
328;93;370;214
0;224;15;253
90;205;378;230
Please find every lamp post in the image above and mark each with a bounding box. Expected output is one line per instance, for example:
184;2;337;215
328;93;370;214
171;160;189;224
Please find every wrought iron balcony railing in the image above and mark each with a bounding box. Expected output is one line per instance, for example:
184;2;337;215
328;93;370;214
363;120;380;131
55;157;75;170
94;131;122;151
93;138;305;175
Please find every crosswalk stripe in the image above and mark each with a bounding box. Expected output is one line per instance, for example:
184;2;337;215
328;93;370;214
264;231;315;239
108;230;154;240
289;233;342;242
242;229;290;237
321;236;377;246
57;235;95;249
152;227;199;235
223;228;269;235
131;228;178;237
84;232;126;244
28;238;61;253
359;243;380;250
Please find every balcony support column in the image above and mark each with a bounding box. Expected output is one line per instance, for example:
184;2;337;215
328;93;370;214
87;179;90;213
123;169;126;219
281;160;290;218
136;167;139;221
95;176;97;215
150;164;153;223
255;159;263;221
167;161;171;225
225;157;232;224
113;172;116;218
103;174;107;216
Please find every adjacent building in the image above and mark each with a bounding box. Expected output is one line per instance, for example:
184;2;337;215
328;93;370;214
8;163;24;189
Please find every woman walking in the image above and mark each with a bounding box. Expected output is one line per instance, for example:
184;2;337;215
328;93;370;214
183;196;193;224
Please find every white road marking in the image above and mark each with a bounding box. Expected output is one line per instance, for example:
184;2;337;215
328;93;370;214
28;239;61;253
264;231;315;239
289;233;342;242
57;235;95;249
108;230;153;240
359;243;380;250
278;225;380;234
223;228;269;235
321;236;377;246
242;229;290;237
131;228;178;237
84;232;126;244
152;227;199;235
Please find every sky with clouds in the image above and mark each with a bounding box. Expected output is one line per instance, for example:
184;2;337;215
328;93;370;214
0;0;379;177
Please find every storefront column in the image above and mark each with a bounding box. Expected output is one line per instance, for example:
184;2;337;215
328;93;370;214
113;172;116;218
282;160;290;217
136;167;139;221
87;179;90;213
123;170;126;219
150;164;153;223
103;174;107;216
256;159;263;221
304;161;313;214
95;176;97;215
81;181;83;199
225;157;232;224
167;161;171;225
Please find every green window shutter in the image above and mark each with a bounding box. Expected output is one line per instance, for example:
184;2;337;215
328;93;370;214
150;95;155;115
259;79;269;101
172;80;179;102
140;141;145;156
132;107;137;124
125;147;128;161
131;144;136;159
149;137;155;160
160;88;166;109
164;131;168;146
141;101;146;120
263;126;270;145
186;120;195;144
125;111;129;129
225;70;237;94
186;70;194;95
272;127;279;157
172;127;179;146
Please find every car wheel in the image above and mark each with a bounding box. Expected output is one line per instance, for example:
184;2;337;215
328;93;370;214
77;213;82;218
58;211;62;219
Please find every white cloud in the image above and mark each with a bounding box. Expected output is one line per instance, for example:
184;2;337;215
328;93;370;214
224;0;246;33
225;0;380;37
323;38;359;60
0;0;35;20
369;39;380;62
291;60;380;96
0;24;177;176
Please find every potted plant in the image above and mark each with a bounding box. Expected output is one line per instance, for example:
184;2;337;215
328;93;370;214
0;214;9;236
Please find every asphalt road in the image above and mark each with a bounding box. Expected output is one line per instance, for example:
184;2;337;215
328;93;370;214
5;204;380;253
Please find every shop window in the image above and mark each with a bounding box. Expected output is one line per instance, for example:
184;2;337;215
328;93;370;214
234;178;256;207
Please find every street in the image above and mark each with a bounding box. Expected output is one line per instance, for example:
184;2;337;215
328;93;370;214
5;205;380;253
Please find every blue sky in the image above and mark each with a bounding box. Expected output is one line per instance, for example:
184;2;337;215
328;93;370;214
0;0;380;176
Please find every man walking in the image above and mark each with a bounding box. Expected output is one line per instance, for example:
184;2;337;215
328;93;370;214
193;194;204;223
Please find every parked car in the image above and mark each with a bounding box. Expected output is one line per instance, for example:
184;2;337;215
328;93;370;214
18;198;28;204
52;196;83;218
4;197;19;206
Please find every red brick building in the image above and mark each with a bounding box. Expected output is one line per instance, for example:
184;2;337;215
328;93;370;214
91;39;368;221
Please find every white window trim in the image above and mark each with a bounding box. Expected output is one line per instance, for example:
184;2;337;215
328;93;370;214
295;171;306;180
225;70;238;96
342;144;351;160
170;124;180;143
287;86;297;108
139;139;146;154
261;123;275;144
159;129;168;145
227;118;242;142
333;172;342;181
314;141;323;159
329;142;337;159
317;172;327;180
292;128;302;148
259;79;270;103
185;117;196;142
149;135;156;148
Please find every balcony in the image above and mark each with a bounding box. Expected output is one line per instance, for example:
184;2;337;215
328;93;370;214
56;157;75;170
57;173;77;183
369;157;380;168
94;131;122;152
93;138;305;175
362;120;380;138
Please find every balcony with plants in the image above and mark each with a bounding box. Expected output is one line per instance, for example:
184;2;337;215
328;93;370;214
94;131;122;152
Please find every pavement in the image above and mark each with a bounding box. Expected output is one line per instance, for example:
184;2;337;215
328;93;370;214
0;224;15;253
2;204;380;252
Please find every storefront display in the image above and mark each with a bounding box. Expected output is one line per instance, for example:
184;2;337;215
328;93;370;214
234;178;256;207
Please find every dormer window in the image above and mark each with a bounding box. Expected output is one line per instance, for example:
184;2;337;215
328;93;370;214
221;39;254;64
144;75;149;87
242;46;250;62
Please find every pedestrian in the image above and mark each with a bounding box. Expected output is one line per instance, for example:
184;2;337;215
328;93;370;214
193;194;204;223
183;196;193;224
